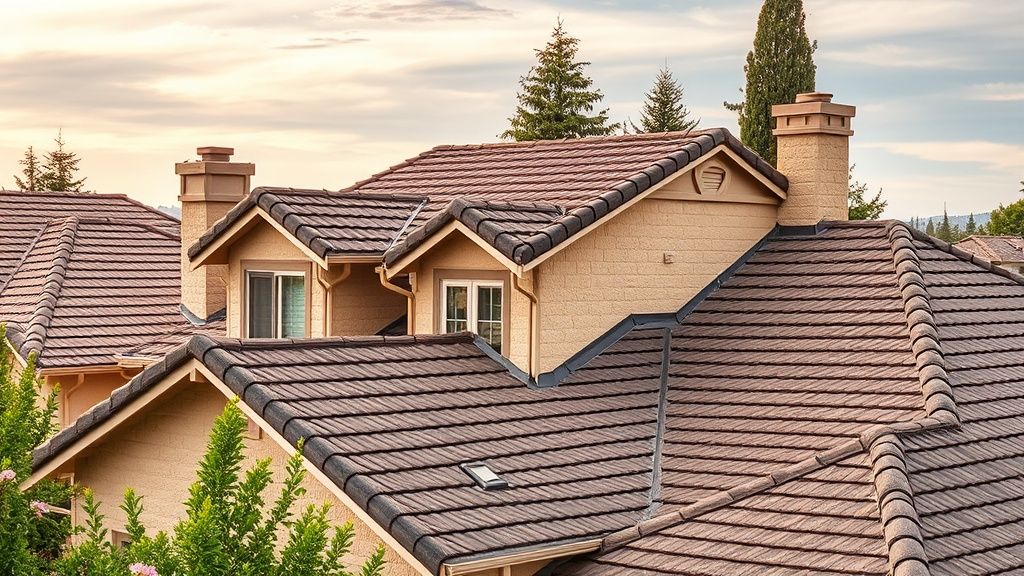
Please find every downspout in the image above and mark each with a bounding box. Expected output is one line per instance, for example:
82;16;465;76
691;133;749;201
512;271;538;378
378;266;415;334
316;264;351;337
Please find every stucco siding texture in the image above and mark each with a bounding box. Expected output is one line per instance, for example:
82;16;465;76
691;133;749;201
75;382;423;576
331;263;407;336
536;197;777;373
0;215;190;368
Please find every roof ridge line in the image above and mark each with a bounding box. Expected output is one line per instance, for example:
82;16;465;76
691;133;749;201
902;223;1024;287
598;415;957;556
885;222;961;424
869;432;931;576
954;235;1001;262
430;128;721;150
20;217;79;359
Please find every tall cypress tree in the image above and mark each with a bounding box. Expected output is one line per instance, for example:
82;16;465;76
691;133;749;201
725;0;817;165
631;65;698;133
13;146;42;191
37;131;86;192
965;213;977;235
503;19;618;141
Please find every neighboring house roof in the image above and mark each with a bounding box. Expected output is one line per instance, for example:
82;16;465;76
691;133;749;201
33;220;1024;575
0;215;193;369
0;190;177;286
114;313;228;367
188;129;788;268
955;234;1024;263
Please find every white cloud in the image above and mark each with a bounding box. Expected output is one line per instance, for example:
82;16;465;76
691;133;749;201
968;83;1024;102
820;44;971;69
865;140;1024;172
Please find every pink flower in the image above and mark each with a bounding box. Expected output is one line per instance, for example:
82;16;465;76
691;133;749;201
30;500;49;518
0;469;14;482
129;564;159;576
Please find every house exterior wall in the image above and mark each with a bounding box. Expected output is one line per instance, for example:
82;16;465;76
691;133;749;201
72;383;425;576
226;220;325;338
410;233;532;370
534;195;777;373
331;264;407;336
47;370;136;428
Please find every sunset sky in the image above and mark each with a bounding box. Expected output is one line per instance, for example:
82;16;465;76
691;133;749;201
2;0;1022;219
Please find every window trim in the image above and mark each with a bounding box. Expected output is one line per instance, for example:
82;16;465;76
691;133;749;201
434;269;510;353
240;260;312;339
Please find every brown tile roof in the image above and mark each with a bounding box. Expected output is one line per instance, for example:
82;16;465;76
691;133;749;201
954;234;1024;263
189;129;788;267
0;190;177;286
0;209;192;368
115;313;227;365
35;220;1024;574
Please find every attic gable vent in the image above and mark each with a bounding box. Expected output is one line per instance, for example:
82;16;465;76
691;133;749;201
460;461;509;490
694;160;730;196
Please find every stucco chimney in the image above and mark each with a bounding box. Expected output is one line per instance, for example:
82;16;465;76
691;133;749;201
772;92;856;226
175;146;254;319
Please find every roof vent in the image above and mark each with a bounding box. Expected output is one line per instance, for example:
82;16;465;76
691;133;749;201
460;461;509;490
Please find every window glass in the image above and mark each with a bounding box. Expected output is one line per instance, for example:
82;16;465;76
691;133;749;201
476;285;502;353
278;275;305;338
445;284;468;333
247;273;274;338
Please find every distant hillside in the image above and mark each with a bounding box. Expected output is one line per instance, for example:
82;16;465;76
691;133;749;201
910;212;990;231
158;204;181;218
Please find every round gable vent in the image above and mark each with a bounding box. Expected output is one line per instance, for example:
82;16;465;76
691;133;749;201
694;162;729;196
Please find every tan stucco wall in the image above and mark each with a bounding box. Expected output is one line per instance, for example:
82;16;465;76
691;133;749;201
72;382;425;576
180;200;234;319
226;220;325;338
534;196;777;372
331;264;407;336
411;233;532;370
47;370;135;428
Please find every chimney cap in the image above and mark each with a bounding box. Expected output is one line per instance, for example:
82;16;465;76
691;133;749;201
197;146;234;162
794;92;833;104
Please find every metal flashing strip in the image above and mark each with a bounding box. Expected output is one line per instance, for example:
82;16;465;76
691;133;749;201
645;327;673;517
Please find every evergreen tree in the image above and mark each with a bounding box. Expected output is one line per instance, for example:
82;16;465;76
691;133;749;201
965;213;977;235
725;0;817;165
847;165;886;220
631;64;698;133
13;147;42;191
503;19;618;140
37;131;86;193
938;207;952;241
925;219;935;236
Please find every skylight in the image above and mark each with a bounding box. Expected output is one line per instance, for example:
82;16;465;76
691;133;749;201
460;461;509;490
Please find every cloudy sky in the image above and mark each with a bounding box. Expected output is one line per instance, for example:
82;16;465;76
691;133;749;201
2;0;1022;219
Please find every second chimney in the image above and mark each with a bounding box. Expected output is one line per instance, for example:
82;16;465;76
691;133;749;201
772;92;856;226
175;147;254;320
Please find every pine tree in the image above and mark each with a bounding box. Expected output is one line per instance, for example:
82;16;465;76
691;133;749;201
13;147;43;191
725;0;817;165
631;64;698;133
503;19;619;141
37;131;86;193
965;213;977;235
937;207;953;241
925;219;935;236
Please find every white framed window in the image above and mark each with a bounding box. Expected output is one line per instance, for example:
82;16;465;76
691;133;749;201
441;279;504;353
246;270;306;338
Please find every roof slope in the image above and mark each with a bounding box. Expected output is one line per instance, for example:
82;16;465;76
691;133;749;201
0;190;177;286
955;235;1024;263
0;216;190;368
189;129;787;267
35;220;1024;574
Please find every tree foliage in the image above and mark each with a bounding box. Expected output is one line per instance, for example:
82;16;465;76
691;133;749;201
12;132;86;192
503;19;618;140
0;325;69;575
847;165;886;220
53;400;387;576
630;65;698;133
988;197;1024;236
725;0;817;165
